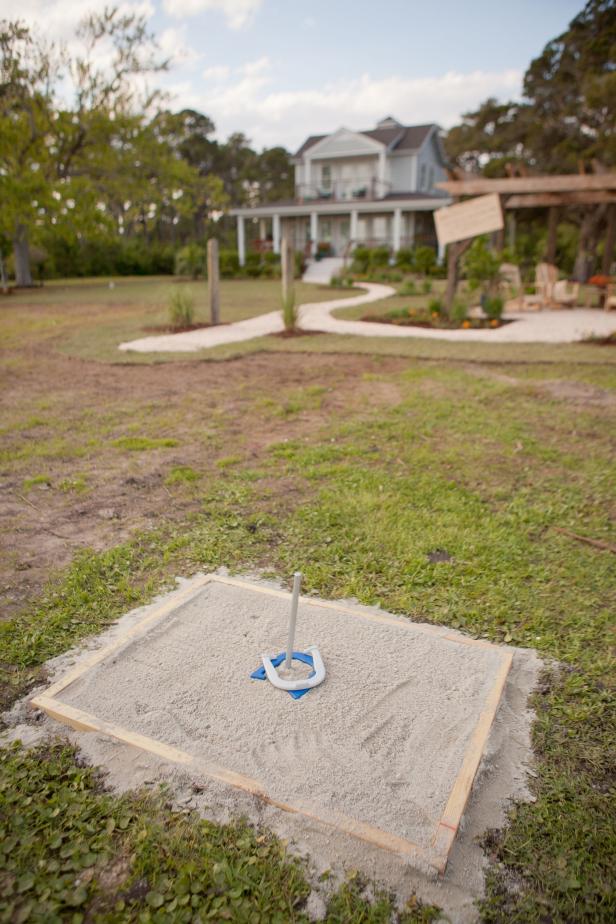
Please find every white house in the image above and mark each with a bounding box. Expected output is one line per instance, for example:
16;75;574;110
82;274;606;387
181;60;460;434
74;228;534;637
230;117;451;265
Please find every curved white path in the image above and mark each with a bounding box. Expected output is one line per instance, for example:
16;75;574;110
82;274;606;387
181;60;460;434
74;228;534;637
119;281;616;353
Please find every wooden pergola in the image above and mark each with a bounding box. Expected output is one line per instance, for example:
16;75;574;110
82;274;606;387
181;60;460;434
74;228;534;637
435;173;616;310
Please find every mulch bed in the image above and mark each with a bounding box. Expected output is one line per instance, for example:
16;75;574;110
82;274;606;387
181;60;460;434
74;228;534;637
361;315;513;331
143;322;229;333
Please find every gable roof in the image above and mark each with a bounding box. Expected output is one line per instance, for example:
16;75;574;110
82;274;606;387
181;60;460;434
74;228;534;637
293;123;435;159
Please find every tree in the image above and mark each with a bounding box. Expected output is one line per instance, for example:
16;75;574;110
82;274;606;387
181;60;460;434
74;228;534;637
0;8;169;285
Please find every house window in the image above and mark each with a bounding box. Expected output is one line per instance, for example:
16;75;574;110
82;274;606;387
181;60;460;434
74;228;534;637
419;164;426;190
321;165;332;191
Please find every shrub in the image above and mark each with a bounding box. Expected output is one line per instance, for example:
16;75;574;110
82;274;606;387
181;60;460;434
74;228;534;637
414;246;437;276
219;250;240;278
351;246;371;274
483;295;504;320
452;299;468;323
428;298;444;316
464;237;502;295
395;248;414;271
168;288;195;329
398;280;417;296
422;279;433;294
174;243;205;279
370;246;390;268
244;252;262;277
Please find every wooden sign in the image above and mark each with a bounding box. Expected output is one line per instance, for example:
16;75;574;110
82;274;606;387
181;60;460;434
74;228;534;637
434;193;503;247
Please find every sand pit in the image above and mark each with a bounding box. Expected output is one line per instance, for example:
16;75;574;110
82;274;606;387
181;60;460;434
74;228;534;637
32;574;517;876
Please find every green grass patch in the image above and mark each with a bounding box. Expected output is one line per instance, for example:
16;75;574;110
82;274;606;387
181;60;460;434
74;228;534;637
22;474;52;491
165;465;201;485
112;437;180;452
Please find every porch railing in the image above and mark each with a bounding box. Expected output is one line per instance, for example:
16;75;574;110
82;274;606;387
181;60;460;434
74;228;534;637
296;177;391;203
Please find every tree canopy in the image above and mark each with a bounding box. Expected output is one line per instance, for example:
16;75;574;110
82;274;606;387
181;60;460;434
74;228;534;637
0;8;294;284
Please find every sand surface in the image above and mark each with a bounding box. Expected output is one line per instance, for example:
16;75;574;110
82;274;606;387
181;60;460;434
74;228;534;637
60;580;507;852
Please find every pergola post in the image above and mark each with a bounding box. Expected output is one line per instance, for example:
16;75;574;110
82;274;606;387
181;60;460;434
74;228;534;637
546;206;559;264
602;204;616;275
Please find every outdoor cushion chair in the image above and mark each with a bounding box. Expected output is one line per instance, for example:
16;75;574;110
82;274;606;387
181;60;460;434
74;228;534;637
552;279;580;308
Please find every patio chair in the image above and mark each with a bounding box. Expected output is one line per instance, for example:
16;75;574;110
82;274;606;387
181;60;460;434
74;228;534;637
605;284;616;312
516;262;558;310
499;263;523;310
552;279;580;308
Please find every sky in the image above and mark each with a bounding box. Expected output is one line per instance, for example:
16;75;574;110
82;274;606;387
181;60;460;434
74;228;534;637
4;0;583;153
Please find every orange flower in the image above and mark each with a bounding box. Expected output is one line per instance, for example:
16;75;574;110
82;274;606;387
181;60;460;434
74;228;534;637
490;319;499;327
462;320;471;329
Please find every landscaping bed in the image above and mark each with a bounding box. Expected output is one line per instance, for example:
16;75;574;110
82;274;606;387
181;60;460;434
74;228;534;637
361;307;512;330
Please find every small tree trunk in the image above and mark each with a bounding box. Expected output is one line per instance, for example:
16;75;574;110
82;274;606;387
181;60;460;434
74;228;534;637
602;205;616;275
207;238;220;325
444;239;473;317
13;225;33;287
0;255;8;294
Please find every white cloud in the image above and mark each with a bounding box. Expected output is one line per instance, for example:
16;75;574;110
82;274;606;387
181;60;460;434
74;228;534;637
2;0;155;44
162;0;262;29
203;65;231;81
240;56;270;77
158;26;201;67
174;66;523;150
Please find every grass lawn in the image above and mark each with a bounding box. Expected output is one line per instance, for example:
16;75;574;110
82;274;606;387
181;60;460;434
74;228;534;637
0;277;615;922
2;276;357;363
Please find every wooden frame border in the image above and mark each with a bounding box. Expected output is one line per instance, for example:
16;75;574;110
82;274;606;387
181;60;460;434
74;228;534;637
31;573;513;875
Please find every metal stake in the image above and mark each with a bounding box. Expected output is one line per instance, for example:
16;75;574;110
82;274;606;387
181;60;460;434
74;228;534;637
285;572;302;669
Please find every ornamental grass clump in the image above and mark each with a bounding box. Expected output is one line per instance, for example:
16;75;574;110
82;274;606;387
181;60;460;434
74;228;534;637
168;289;195;329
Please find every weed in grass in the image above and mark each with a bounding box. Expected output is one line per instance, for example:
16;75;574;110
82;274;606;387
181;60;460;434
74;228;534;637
165;465;200;485
58;474;89;493
112;437;179;451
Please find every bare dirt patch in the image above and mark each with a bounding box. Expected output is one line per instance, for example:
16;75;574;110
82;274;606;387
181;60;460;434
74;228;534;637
1;349;409;617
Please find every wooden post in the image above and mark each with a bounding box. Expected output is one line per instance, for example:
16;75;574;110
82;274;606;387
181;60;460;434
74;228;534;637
546;206;558;264
281;235;296;331
444;239;473;317
207;238;220;325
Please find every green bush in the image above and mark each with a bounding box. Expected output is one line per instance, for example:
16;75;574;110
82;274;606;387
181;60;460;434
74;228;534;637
428;297;444;316
41;236;175;278
351;246;371;274
174;243;205;279
370;246;390;268
398;280;417;296
422;279;433;294
244;252;262;278
395;247;414;271
168;288;195;329
464;237;501;294
219;250;240;278
483;294;504;320
414;246;437;276
452;299;468;323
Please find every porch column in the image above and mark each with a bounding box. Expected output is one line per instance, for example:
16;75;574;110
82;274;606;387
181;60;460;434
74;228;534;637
237;215;246;267
407;212;416;247
259;218;266;240
350;209;359;244
310;211;318;257
393;208;402;253
378;150;386;195
272;214;281;254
